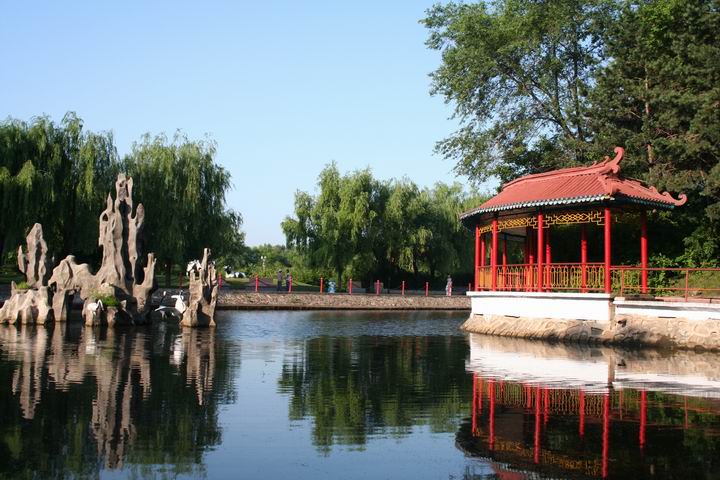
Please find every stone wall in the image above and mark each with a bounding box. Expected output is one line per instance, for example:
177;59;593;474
462;313;720;351
218;292;470;310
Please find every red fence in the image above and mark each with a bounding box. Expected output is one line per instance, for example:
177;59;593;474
476;264;720;299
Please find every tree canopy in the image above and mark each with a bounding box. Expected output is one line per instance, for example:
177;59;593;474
423;0;720;264
124;133;245;282
0;114;244;281
282;163;481;288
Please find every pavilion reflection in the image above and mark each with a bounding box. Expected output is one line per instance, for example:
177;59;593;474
0;321;227;476
460;334;720;479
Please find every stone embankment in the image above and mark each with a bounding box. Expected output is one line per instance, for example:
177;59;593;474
218;292;470;310
1;288;470;312
462;313;720;351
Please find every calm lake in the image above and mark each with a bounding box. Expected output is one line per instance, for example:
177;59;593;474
1;310;719;479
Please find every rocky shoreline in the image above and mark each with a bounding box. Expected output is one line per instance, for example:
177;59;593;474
462;313;720;351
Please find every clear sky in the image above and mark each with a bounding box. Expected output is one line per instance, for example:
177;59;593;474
1;1;471;245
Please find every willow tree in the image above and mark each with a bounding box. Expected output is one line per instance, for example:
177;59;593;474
0;113;118;259
282;163;380;289
384;180;432;282
124;133;243;285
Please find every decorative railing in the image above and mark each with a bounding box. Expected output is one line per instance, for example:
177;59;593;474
476;264;720;299
476;263;605;292
611;266;720;300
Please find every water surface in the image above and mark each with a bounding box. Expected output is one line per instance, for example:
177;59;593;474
0;311;719;479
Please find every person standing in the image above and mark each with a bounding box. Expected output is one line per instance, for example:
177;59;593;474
276;270;283;292
286;270;292;292
445;275;453;296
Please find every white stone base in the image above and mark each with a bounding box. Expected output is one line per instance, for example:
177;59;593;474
614;298;720;321
467;291;613;324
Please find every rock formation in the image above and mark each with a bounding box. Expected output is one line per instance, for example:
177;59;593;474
0;174;157;327
17;223;51;288
180;248;218;328
65;174;156;326
0;224;54;325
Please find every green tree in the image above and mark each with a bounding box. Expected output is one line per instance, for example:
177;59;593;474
124;133;244;285
384;180;430;281
589;0;720;264
422;0;616;184
0;113;118;259
282;163;380;289
283;164;477;288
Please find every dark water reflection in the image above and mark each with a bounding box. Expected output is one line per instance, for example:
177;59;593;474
0;310;719;479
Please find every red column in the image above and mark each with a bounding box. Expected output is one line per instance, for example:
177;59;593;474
545;228;552;289
640;390;647;449
472;374;478;436
602;393;610;478
641;211;648;294
581;225;588;292
579;390;586;438
480;235;486;291
537;212;545;292
474;225;481;291
502;236;508;290
491;218;499;291
478;378;483;414
489;379;496;450
604;208;612;294
527;228;535;292
534;386;541;464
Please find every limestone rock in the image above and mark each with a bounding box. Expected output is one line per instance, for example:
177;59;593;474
1;225;54;324
53;174;156;326
0;283;53;325
4;174;156;327
181;248;218;328
17;223;51;288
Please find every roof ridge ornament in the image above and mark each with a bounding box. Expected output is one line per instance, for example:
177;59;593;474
649;186;688;206
601;146;624;175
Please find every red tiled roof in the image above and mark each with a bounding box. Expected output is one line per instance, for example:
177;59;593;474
461;147;686;222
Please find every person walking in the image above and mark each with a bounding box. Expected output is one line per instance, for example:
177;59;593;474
276;270;283;292
445;275;453;296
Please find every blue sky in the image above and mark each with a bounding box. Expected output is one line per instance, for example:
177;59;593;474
1;1;472;245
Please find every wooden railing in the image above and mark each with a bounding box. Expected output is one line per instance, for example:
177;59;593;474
476;264;720;298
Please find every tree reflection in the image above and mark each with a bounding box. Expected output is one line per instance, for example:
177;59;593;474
0;321;235;478
278;335;472;453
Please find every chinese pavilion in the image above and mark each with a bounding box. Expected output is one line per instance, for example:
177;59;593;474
461;147;686;295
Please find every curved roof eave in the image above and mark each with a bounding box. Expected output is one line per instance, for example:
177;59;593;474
459;194;676;227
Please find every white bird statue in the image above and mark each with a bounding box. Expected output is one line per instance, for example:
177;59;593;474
155;291;187;319
86;299;104;318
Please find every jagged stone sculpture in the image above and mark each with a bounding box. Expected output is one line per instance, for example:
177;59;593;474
180;248;218;328
18;223;51;288
1;174;157;327
60;174;156;326
0;224;54;324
